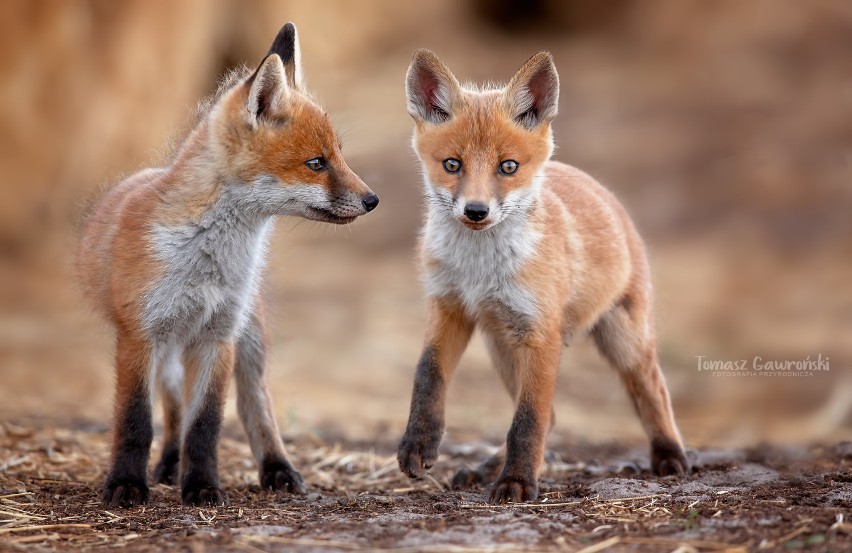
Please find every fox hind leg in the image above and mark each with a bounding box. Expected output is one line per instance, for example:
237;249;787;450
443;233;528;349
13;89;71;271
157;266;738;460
452;329;557;491
153;348;182;485
489;329;561;504
449;331;530;489
592;301;688;476
235;304;305;494
179;340;234;506
451;444;507;491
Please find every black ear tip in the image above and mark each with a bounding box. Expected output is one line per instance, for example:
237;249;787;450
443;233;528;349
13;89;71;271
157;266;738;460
273;23;294;41
281;22;297;41
268;22;298;60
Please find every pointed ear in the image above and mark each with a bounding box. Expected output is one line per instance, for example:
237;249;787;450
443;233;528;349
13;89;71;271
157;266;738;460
267;22;302;89
405;49;462;124
245;53;288;127
503;52;559;130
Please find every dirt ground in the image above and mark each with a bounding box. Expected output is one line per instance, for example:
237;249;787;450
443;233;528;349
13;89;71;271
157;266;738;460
1;419;851;552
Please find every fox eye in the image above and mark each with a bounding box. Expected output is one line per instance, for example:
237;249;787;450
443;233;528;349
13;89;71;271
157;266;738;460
499;160;519;175
442;158;462;173
305;157;326;171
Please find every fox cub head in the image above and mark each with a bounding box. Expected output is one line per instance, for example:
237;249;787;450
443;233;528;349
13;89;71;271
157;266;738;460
210;23;378;224
406;49;558;230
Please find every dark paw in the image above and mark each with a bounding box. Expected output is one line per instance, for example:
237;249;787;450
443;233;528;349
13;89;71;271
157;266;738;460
651;437;690;476
451;467;487;490
489;475;538;504
260;458;306;494
397;432;440;478
103;476;149;508
182;484;226;506
153;459;178;485
153;445;179;485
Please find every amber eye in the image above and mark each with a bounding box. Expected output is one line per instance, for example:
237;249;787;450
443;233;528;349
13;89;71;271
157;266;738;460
442;158;462;173
305;157;326;171
499;160;519;175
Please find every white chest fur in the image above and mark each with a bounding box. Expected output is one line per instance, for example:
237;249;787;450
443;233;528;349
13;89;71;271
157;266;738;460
422;210;542;320
143;190;272;341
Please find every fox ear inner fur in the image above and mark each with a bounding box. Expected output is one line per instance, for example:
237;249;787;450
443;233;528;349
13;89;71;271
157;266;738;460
405;49;461;125
503;52;560;130
246;54;287;125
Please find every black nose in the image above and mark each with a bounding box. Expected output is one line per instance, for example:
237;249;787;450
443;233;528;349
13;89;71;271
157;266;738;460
463;202;489;222
362;193;379;212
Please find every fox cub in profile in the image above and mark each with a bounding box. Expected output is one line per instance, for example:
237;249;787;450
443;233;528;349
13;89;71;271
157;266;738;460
77;24;379;508
397;50;687;503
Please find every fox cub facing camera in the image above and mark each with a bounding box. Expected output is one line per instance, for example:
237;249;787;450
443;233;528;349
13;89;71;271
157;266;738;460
77;24;378;507
397;50;688;503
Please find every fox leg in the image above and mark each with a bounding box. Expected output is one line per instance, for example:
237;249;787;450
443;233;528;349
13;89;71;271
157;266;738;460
452;330;559;490
398;298;474;478
490;326;562;504
235;304;305;494
103;332;155;507
451;332;515;489
153;348;182;485
179;340;235;506
592;302;688;476
451;444;506;490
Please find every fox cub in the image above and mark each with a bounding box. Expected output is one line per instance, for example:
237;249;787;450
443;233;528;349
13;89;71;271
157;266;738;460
77;24;378;507
397;50;687;503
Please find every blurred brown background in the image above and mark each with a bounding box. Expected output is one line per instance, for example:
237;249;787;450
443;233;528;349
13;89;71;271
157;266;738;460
1;0;850;451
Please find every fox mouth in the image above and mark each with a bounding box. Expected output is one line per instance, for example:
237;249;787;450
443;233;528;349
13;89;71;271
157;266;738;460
305;206;359;225
461;219;492;231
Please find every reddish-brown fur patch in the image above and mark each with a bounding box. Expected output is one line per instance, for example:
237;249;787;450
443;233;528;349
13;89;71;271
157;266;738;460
217;89;370;198
413;93;552;205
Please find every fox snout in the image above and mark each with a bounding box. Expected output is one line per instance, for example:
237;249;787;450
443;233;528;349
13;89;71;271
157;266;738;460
304;171;379;225
463;201;489;223
452;196;497;230
347;172;379;213
362;192;379;212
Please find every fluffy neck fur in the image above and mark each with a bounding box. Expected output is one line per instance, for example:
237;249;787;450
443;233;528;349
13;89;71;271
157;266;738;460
421;177;544;320
143;122;275;342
